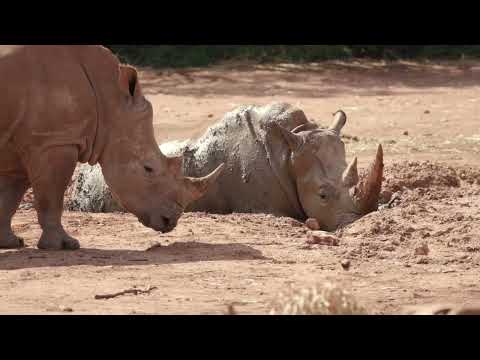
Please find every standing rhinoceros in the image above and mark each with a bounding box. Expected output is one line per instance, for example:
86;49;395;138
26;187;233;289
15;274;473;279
70;102;383;231
0;45;223;250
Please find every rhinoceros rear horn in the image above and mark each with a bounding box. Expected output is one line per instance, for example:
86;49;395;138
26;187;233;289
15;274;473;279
352;145;384;214
184;163;226;201
342;157;359;187
329;110;347;135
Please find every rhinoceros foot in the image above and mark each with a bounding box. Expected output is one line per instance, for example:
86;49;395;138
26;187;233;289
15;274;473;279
38;229;80;251
0;232;25;249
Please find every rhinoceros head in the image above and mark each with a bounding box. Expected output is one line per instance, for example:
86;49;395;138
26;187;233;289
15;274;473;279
274;111;383;231
98;65;224;233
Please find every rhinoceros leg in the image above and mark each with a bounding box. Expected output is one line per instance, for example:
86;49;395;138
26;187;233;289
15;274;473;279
0;176;29;249
30;146;80;250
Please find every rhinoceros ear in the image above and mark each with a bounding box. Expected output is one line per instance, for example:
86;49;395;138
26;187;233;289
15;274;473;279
329;110;347;135
119;65;144;101
273;123;303;152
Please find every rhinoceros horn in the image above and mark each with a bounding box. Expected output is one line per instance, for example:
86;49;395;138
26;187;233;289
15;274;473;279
183;163;226;201
291;122;319;134
351;145;384;214
342;157;359;187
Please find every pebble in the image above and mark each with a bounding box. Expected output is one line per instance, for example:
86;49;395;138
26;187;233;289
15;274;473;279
305;218;320;231
383;245;396;252
414;242;429;256
416;257;429;264
341;259;351;271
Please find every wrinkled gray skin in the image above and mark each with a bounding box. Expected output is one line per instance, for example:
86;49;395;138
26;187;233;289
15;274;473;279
70;103;383;231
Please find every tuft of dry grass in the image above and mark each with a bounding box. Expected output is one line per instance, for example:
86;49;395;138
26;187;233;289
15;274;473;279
269;282;368;315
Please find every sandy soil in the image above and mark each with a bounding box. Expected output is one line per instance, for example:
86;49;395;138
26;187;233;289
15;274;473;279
3;60;480;315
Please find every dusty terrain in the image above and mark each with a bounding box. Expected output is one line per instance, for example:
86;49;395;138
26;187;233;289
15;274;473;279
3;60;480;315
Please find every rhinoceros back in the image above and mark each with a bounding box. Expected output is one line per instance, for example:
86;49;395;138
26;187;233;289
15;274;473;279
0;46;112;171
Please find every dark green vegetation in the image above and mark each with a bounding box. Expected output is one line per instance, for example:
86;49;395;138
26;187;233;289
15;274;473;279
107;45;480;68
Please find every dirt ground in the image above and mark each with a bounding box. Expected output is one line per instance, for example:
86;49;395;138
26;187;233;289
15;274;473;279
3;60;480;315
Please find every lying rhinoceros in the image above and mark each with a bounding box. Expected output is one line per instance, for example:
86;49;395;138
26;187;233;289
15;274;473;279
0;45;223;250
70;102;383;231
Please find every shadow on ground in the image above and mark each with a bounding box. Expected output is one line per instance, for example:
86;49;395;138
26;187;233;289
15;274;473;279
0;242;266;270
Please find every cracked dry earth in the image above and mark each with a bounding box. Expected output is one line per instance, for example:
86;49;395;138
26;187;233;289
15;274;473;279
3;60;480;314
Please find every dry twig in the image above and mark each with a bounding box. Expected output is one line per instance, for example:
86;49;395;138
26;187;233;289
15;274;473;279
94;286;158;300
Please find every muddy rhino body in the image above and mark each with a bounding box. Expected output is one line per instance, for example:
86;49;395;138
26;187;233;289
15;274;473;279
72;103;383;231
0;45;222;250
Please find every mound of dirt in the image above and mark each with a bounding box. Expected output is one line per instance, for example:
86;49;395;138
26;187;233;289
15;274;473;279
338;161;480;267
382;161;460;193
377;161;480;205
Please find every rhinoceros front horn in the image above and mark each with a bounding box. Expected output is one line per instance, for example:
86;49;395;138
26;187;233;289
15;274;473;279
183;163;226;201
352;145;384;214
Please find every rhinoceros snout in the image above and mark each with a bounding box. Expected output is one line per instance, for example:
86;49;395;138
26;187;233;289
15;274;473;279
139;213;179;233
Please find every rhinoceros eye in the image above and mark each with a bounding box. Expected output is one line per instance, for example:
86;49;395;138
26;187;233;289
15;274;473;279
144;166;154;174
317;191;328;201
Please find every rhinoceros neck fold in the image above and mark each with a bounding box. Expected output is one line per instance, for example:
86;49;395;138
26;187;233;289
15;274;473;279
263;132;307;220
79;63;106;166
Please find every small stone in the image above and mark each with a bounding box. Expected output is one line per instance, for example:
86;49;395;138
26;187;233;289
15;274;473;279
59;306;73;313
208;114;214;118
341;259;351;271
307;231;340;246
403;131;409;136
392;239;400;246
424;110;430;114
305;218;320;231
416;257;429;264
414;242;429;256
383;245;395;252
